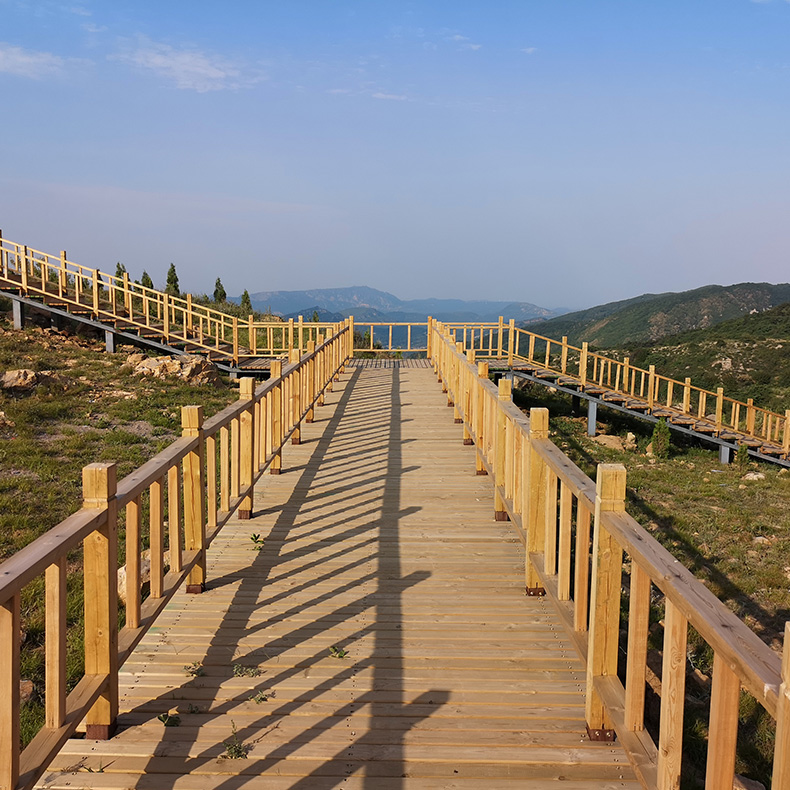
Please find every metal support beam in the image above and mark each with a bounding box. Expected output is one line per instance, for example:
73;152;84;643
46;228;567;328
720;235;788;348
719;444;732;465
11;298;24;330
587;399;598;437
105;330;116;354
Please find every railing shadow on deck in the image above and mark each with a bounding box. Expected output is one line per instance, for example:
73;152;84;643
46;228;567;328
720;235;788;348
116;365;449;789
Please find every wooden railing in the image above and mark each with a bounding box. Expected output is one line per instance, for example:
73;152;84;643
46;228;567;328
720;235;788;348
0;233;342;364
0;322;352;790
442;319;790;456
431;322;790;790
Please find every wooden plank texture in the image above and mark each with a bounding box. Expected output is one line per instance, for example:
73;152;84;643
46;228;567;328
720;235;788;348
38;368;637;789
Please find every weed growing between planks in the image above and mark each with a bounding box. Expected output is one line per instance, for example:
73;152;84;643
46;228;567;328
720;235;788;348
0;320;237;748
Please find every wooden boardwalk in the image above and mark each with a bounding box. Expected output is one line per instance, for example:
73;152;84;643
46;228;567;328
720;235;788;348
39;367;637;789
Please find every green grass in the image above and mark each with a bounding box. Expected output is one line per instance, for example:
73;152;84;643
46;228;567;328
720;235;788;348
0;319;237;749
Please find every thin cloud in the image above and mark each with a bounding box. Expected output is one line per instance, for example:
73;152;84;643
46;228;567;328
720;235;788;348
521;47;538;54
371;91;407;101
82;22;106;33
464;43;482;51
112;37;264;92
0;42;69;78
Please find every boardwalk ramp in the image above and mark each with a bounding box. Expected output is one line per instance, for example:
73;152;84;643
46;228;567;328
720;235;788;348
39;366;636;789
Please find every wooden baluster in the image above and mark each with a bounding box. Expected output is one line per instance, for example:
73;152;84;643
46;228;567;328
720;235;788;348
0;592;20;790
558;483;572;599
92;270;99;316
585;463;625;741
220;425;231;508
624;562;650;730
573;503;591;631
525;408;549;595
168;464;182;573
528;333;535;362
271;360;283;474
238;381;254;519
45;557;67;729
657;599;688;789
475;362;488;473
82;463;119;739
231;416;240;500
182;406;207;590
772;622;790;790
232;317;239;365
705;652;740;790
507;318;515;366
306;340;316;422
150;479;164;598
494;378;511;521
290;349;302;444
125;496;142;627
544;471;558;575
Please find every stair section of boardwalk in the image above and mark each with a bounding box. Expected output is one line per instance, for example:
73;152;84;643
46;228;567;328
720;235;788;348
39;367;638;790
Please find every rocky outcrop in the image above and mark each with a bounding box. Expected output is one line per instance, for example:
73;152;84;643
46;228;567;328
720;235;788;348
126;353;220;385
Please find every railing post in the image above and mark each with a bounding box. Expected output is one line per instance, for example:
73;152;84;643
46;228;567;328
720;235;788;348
59;249;67;296
494;378;512;520
92;269;100;316
507;318;515;366
497;316;504;358
182;406;207;589
454;342;464;422
20;245;28;294
271;359;283;474
715;387;724;433
348;316;355;358
239;378;255;518
585;463;626;742
0;592;20;790
784;410;790;456
525;408;548;595
561;336;568;374
648;365;656;409
579;342;588;388
82;462;119;740
772;622;790;790
233;317;239;365
426;316;433;359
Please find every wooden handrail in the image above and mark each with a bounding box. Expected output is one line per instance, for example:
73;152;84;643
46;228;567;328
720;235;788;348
0;321;351;790
430;322;790;790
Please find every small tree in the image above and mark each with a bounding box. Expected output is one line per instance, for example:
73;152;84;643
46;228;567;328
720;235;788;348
214;278;227;303
165;263;180;297
311;310;320;322
140;270;154;290
115;262;127;278
650;418;671;460
240;289;252;314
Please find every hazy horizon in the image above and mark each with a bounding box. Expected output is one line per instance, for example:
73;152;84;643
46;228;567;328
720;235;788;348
2;1;789;307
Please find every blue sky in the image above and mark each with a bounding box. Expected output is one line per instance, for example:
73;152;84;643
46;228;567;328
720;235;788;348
1;1;789;308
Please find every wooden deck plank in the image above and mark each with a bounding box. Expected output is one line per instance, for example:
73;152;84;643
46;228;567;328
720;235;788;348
38;367;637;788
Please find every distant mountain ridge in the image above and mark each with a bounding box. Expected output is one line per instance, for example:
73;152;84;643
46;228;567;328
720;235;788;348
243;285;558;324
525;282;790;348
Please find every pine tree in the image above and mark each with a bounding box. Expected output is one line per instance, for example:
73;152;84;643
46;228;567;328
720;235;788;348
141;270;154;290
115;262;127;278
165;263;180;297
214;278;227;303
240;289;252;314
311;310;320;322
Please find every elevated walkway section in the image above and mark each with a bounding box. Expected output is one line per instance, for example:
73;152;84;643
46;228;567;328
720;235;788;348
39;367;636;788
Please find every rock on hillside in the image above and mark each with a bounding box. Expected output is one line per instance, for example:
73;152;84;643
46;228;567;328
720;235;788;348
126;353;220;385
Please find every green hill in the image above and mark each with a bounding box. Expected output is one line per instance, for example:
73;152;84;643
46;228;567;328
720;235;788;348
527;282;790;349
619;302;790;411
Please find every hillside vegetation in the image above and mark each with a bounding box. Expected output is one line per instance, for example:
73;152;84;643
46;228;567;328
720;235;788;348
527;282;790;348
619;302;790;411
